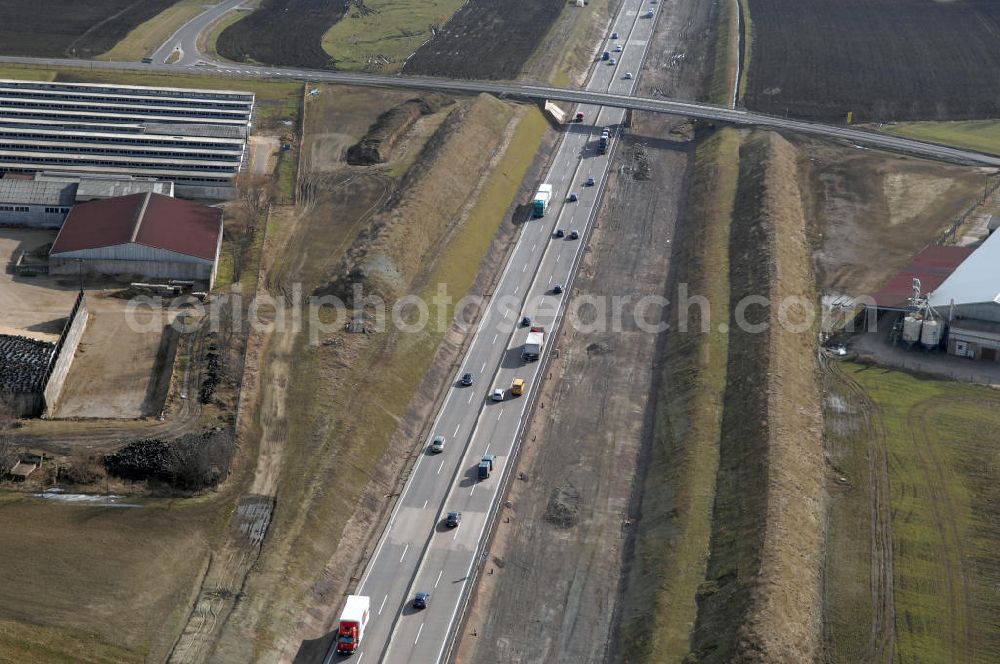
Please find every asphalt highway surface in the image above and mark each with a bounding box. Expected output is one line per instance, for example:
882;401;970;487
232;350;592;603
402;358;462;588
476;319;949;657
321;1;658;662
150;0;249;65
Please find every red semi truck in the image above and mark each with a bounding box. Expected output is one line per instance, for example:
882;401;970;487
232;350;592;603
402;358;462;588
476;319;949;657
335;595;370;655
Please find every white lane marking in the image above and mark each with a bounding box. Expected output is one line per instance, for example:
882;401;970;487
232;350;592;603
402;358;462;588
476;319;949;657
514;286;519;295
453;528;460;540
522;264;527;272
379;594;388;615
437;460;444;475
548;274;553;284
468;393;474;404
532;243;537;251
493;333;498;344
454;423;461;437
481;362;487;373
357;654;364;664
556;253;561;263
470;483;476;495
423;499;428;509
497;408;504;421
415;623;424;645
399;543;410;563
435;570;443;588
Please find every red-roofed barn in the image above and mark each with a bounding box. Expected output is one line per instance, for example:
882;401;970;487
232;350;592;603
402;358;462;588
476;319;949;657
49;193;223;287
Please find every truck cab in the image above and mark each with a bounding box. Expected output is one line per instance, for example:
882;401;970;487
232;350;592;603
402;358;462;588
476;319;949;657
336;595;370;655
478;454;495;480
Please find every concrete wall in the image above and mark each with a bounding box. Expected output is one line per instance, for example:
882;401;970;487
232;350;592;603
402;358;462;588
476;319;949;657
948;326;1000;360
42;292;89;416
51;256;212;283
1;390;42;418
0;204;68;228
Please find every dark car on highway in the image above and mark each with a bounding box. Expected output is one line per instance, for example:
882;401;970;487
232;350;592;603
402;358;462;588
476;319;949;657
461;372;474;386
413;592;429;609
554;228;565;238
521;316;532;327
552;284;563;294
569;230;579;240
446;511;462;528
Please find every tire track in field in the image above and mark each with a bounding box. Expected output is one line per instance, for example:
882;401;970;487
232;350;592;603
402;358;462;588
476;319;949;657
906;398;976;662
828;362;895;663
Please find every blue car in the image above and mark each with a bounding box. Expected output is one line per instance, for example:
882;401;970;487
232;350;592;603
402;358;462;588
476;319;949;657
568;192;579;202
413;592;429;609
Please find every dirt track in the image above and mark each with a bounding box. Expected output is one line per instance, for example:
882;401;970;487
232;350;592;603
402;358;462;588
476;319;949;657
823;362;895;663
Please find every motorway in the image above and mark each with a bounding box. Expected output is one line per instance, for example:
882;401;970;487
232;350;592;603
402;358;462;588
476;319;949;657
322;1;657;663
150;0;249;65
0;55;998;168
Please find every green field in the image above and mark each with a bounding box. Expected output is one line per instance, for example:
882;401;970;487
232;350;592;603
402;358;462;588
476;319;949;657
885;121;1000;156
321;0;464;72
839;364;1000;662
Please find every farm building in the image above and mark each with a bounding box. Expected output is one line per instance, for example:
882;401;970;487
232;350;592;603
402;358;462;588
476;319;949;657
0;178;74;227
0;172;174;228
0;79;253;199
34;171;174;201
49;193;223;287
927;230;1000;360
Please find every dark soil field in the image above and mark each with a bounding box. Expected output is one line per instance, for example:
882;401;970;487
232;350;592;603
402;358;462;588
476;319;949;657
0;0;176;57
402;0;565;79
743;0;1000;122
216;0;345;68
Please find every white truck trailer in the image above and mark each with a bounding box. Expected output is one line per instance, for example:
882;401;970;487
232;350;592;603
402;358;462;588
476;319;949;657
335;595;370;655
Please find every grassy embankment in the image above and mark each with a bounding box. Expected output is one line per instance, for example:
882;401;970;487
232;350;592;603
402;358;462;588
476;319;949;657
688;131;824;662
321;0;465;72
884;121;1000;156
708;0;738;106
616;129;739;661
99;0;207;61
539;0;614;88
219;98;549;658
826;364;1000;663
735;0;752;103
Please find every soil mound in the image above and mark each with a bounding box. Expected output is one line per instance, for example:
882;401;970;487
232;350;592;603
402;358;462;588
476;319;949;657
346;97;452;165
545;485;580;528
690;131;825;662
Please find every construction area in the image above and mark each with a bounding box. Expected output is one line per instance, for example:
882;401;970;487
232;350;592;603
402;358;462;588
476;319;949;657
0;0;999;661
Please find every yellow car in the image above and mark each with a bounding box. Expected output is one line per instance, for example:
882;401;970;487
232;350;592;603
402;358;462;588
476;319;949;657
511;378;526;396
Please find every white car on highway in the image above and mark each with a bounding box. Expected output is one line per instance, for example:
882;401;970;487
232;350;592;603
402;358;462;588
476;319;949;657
492;388;505;402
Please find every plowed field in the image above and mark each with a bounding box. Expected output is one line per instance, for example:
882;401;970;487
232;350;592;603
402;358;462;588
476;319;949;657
0;0;176;58
216;0;344;68
743;0;1000;122
402;0;566;79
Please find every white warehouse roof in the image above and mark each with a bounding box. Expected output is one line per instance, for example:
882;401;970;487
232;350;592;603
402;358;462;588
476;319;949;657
928;230;1000;309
